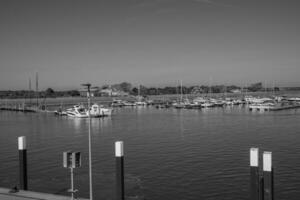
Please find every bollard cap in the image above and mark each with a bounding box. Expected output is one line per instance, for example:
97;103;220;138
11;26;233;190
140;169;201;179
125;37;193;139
250;148;259;167
115;141;124;157
263;151;272;172
18;136;26;150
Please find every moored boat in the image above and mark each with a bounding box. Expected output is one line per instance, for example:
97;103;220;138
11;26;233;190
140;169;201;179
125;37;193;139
66;105;88;118
88;104;113;117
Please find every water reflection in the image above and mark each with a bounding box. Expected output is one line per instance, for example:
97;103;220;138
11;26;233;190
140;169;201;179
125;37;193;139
67;116;112;134
70;117;85;131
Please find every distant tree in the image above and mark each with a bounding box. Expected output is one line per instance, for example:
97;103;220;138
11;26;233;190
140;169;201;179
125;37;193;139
120;82;132;92
162;87;177;94
248;82;263;92
191;86;203;94
112;82;132;93
45;88;55;96
131;87;138;95
139;85;148;96
148;87;158;95
68;90;80;97
101;84;110;89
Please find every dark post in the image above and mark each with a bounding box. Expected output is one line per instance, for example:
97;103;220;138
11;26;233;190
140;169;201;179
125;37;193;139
259;176;264;200
263;152;274;200
18;136;28;190
115;141;124;200
250;148;260;200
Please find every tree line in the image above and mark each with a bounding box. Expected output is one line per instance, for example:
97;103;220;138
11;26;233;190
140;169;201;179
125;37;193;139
0;82;282;99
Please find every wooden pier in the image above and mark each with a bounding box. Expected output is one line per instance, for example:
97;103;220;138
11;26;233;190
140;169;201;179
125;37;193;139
0;187;88;200
0;104;38;112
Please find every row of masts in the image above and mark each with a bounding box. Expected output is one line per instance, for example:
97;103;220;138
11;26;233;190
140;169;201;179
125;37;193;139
27;72;39;106
176;80;277;103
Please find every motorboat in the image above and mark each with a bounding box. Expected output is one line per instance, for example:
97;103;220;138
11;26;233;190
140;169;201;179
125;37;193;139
66;105;88;118
88;104;113;117
249;102;275;111
122;101;137;106
201;101;214;108
111;99;123;107
135;101;147;106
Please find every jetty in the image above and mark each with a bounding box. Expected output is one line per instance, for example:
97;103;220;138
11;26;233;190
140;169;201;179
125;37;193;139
0;104;38;112
0;187;88;200
249;102;300;111
270;104;300;111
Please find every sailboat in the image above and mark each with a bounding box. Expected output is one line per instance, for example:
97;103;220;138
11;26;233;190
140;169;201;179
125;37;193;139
135;85;147;106
173;80;187;109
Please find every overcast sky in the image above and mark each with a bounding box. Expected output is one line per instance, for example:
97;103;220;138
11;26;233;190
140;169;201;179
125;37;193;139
0;0;299;90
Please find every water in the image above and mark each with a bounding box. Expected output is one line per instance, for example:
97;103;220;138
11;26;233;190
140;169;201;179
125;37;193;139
1;106;300;200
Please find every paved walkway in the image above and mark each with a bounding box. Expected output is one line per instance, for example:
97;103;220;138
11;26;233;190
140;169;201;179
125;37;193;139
0;188;88;200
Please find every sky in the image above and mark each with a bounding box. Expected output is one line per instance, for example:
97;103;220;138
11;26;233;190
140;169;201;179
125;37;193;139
0;0;300;90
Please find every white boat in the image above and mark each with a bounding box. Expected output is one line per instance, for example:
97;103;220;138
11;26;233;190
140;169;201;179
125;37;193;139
135;95;147;106
122;101;136;106
245;96;273;104
111;99;123;107
212;99;225;107
201;101;214;108
172;102;185;109
88;104;113;117
66;105;88;118
249;103;275;111
288;97;300;102
193;97;206;104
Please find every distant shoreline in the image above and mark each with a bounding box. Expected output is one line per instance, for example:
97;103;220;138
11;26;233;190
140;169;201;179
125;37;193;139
0;90;299;104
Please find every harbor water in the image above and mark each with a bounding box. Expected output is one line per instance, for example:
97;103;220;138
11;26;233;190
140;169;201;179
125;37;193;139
0;106;300;200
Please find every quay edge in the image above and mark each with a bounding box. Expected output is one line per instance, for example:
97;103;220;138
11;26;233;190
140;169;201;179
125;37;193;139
0;187;89;200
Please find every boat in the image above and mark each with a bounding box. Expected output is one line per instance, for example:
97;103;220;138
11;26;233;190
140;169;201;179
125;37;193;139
249;102;275;111
111;99;123;107
54;109;67;116
135;86;147;106
88;104;113;117
201;101;214;108
193;97;206;104
122;101;137;106
66;105;88;118
135;96;147;106
135;101;147;106
211;99;225;107
172;102;185;109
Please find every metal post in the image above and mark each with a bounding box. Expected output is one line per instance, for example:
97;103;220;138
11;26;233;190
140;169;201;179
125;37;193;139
81;83;93;200
18;136;28;190
87;84;93;200
259;176;264;200
70;167;74;200
115;141;124;200
250;148;260;200
263;152;274;200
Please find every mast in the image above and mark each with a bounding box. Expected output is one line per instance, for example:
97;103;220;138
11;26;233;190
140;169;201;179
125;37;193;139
138;84;140;96
36;72;38;106
272;81;276;97
29;78;32;105
209;77;212;99
180;80;183;102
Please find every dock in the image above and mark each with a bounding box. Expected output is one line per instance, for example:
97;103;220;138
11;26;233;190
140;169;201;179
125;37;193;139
249;103;300;111
0;187;88;200
270;104;300;111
